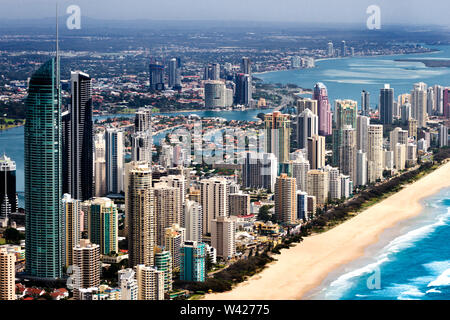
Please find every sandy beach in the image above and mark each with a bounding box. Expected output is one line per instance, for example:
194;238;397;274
204;161;450;300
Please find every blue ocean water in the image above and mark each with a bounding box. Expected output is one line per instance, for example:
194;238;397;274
306;187;450;300
257;45;450;107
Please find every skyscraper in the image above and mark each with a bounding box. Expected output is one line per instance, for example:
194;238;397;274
154;249;173;292
211;216;236;260
132;108;152;163
25;57;63;279
274;174;297;224
68;71;93;201
180;241;206;282
264;111;291;164
356;115;370;154
341;40;347;57
0;154;16;219
135;264;164;300
356;150;368;187
313;83;332;136
241;57;251;75
184;200;203;242
292;156;310;192
411;82;428;127
306;170;329;206
296;97;318;115
327;41;334;57
361;90;370;116
165;224;185;271
332;99;357;167
204;80;226;109
86;197;119;255
200;177;228;235
340;126;357;184
62;193;81;268
149;61;165;91
242;152;278;192
126;161;154;267
379;84;394;125
367;124;383;183
168;58;179;88
444;88;450;119
234;73;252;106
94;133;107;197
105;128;124;194
307;135;325;170
0;247;16;300
154;182;181;245
73;239;101;300
297;108;318;150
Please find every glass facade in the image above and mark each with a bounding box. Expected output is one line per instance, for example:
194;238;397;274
24;58;63;279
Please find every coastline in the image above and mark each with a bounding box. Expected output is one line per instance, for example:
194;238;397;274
204;160;450;300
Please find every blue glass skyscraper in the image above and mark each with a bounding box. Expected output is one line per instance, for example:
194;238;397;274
180;241;206;282
24;57;63;279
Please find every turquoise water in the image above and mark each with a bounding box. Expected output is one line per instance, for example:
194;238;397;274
307;187;450;300
258;45;450;109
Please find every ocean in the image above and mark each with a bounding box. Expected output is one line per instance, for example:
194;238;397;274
257;45;450;107
305;187;450;300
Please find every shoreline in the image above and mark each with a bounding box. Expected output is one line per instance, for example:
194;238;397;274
204;160;450;300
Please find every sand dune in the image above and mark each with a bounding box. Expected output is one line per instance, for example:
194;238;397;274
204;161;450;300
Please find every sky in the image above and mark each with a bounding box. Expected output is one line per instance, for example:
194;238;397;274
1;0;449;26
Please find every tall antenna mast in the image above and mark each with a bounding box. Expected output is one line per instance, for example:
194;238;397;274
56;2;60;107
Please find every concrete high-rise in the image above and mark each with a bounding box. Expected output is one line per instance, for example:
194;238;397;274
367;124;384;183
62;194;81;268
135;264;164;300
313;83;332;136
228;193;250;216
356;150;368;187
292;156;310;192
154;182;181;246
94;133;107;197
306;170;329;206
264;112;291;164
274;174;297;224
184;200;203;242
356;115;370;154
307;135;326;170
204;80;226;109
242;152;278;192
73;239;100;300
411;82;428;127
297;98;318;116
340;126;357;184
200;177;228;235
211;216;236;260
105;128;124;194
126;161;154;267
0;246;16;300
297;108;318;150
25;57;63;279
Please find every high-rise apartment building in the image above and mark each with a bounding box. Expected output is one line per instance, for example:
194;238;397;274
307;135;326;170
25;57;63;279
200;177;228;235
126;161;154;267
135;264;164;300
211;216;236;260
307;170;329;206
292;156;310;192
264;112;291;164
356;115;370;154
184;200;203;242
0;246;16;300
72;239;100;300
165;224;185;271
242;152;278;192
62;194;81;268
105;128;124;194
154;249;172;292
94;133;107;197
313;83;332;136
118;268;138;300
180;241;206;282
361;90;370;116
367;124;384;182
297;108;318;150
274;174;297;224
411;82;428;127
154;182;181;245
297;97;318;116
228;193;250;216
86;197;118;255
